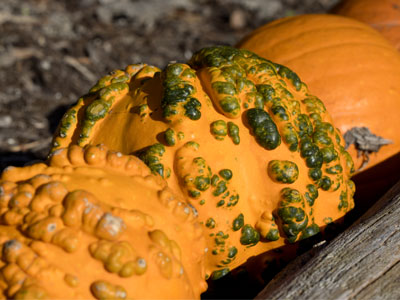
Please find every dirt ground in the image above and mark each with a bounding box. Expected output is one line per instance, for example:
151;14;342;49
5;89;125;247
0;0;340;171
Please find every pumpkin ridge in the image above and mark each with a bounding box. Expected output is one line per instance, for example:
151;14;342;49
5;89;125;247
237;15;372;47
272;41;398;66
70;95;99;147
262;25;383;50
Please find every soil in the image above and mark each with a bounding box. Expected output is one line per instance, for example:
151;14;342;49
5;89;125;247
0;0;340;171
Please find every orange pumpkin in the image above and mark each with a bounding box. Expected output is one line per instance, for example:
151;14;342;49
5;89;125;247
0;144;207;299
237;14;400;174
333;0;400;50
51;46;355;280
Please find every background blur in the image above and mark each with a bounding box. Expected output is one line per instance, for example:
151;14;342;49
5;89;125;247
0;0;339;171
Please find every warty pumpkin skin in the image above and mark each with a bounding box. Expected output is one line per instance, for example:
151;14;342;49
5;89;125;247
51;46;355;280
237;14;400;174
333;0;400;50
0;144;207;299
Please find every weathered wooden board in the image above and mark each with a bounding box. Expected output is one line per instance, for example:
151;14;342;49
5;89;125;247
257;180;400;300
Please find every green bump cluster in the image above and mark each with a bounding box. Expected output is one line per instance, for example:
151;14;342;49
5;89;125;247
271;100;289;122
339;190;349;211
267;160;299;184
164;128;176;146
281;123;299;152
58;109;77;139
205;218;216;229
212;81;237;96
300;223;321;240
300;136;324;169
232;213;244;231
246;108;281;150
305;184;318;206
189;46;282;119
254;213;280;241
250;62;277;77
275;64;302;91
176;142;239;209
215;231;229;247
297;115;342;188
135;143;169;178
162;63;201;121
210;230;231;262
296;114;313;138
177;131;185;140
290;97;355;205
211;169;238;208
341;148;356;175
210;120;227;140
210;268;230;280
212;178;226;197
219;169;233;181
320;147;339;164
265;227;280;241
218;247;237;267
303;96;326;114
258;83;301;152
227;246;238;259
277;188;309;243
256;84;275;108
184;157;212;199
89;69;130;93
240;224;260;247
137;104;149;118
184;141;199;150
80;81;129;144
227;122;240;144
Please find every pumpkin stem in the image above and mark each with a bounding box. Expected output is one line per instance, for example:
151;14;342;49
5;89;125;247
344;127;392;171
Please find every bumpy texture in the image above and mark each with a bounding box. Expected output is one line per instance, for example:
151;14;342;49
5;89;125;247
333;0;400;50
0;144;207;299
237;14;400;173
51;46;355;279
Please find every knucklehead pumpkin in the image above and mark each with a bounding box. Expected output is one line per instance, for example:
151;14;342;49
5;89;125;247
0;144;207;299
237;14;400;174
50;46;355;280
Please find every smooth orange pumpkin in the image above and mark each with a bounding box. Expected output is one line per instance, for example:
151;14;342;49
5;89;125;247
50;46;355;280
333;0;400;50
0;144;207;299
237;14;400;174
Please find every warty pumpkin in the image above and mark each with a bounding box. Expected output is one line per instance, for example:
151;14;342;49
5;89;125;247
237;14;400;174
50;46;355;280
0;144;207;299
333;0;400;50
